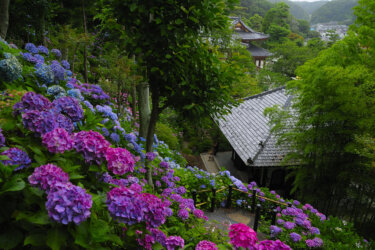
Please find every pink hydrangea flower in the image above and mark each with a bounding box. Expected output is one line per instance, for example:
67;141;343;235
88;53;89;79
28;163;69;192
229;223;258;249
195;240;218;250
42;128;73;153
105;147;135;175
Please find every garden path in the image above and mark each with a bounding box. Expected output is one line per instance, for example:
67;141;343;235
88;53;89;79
204;208;267;240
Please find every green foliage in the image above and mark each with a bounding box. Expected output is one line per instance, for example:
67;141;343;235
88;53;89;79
246;14;263;32
155;123;180;151
311;0;358;24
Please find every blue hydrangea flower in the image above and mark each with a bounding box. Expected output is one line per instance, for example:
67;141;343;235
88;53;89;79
0;53;22;82
35;63;54;85
61;60;70;70
25;43;38;53
37;45;49;55
51;48;62;58
1;147;32;171
67;89;84;101
110;132;120;144
47;85;66;99
34;54;45;63
83;100;95;113
50;60;65;82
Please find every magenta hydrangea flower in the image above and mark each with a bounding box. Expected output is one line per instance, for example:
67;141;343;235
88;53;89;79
257;240;291;250
105;147;135;175
142;193;170;228
46;182;92;224
166;236;184;250
306;237;323;248
177;208;189;220
52;96;83;122
0;128;5;147
1;147;31;171
28;163;69;191
193;209;205;219
73;130;110;164
13;92;51;116
229;223;258;249
42;128;73;153
195;240;218;250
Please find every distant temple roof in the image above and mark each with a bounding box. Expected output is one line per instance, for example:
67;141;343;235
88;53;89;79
230;17;269;42
247;44;272;58
217;87;296;167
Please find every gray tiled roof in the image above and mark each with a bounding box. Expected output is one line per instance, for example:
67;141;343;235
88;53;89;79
218;87;294;167
230;17;269;41
247;44;272;58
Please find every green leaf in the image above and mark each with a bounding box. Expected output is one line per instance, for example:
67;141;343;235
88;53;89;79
46;228;67;250
90;219;110;242
16;211;50;225
24;233;46;246
0;177;25;194
28;146;43;156
69;173;85;180
130;3;137;12
165;54;172;59
175;19;183;25
74;221;91;248
0;228;23;249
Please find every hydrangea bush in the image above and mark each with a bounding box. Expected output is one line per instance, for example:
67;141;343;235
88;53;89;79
0;39;372;250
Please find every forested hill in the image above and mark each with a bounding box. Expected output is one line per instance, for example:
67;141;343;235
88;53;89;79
293;1;329;15
310;0;358;24
269;0;310;20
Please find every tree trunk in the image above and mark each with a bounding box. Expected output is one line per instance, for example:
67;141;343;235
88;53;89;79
82;0;88;83
145;90;161;188
137;82;151;139
0;0;10;39
131;82;137;124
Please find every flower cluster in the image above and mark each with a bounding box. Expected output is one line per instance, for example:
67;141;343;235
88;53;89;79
47;85;66;99
20;52;44;64
22;110;59;135
52;96;83;122
0;52;22;82
42;128;73;153
13;92;51;116
73;130;110;164
229;223;258;249
305;237;323;248
256;240;291;250
67;89;83;101
61;60;70;70
46;182;92;225
25;43;38;54
38;45;49;55
50;60;65;82
73;83;110;101
107;186;171;228
35;63;54;84
195;240;218;250
105;147;135;175
28;164;69;191
1;147;31;171
51;49;62;58
96;105;118;120
165;236;184;250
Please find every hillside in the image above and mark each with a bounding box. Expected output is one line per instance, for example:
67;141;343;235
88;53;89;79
269;0;310;20
293;1;330;15
311;0;358;24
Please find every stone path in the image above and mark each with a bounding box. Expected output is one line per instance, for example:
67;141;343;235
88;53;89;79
204;208;267;240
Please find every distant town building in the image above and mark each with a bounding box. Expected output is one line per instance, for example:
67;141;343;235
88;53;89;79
230;17;272;69
312;23;349;41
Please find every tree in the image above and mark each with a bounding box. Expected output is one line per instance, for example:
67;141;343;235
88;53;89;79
0;0;10;39
247;14;263;32
262;2;291;43
104;0;241;186
268;0;375;226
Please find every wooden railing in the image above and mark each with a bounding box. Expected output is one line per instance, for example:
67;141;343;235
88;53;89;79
191;184;290;231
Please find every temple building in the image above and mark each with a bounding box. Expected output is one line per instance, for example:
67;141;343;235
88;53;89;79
231;17;272;69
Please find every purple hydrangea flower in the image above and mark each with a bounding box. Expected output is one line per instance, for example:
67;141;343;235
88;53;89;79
257;240;291;250
51;49;62;58
270;225;282;237
1;147;31;171
309;227;320;235
28;163;69;191
56;113;74;134
74;83;110;101
50;60;65;82
193;209;206;219
105;147;135;175
46;182;92;224
25;43;38;53
110;132;120;144
146;152;156;161
277;219;285;225
160;161;169;168
34;54;45;63
13;92;51;116
52;96;83;122
37;45;49;55
61;60;70;70
196;240;218;250
42;128;73;153
176;186;186;195
150;228;167;247
305;238;323;248
0;128;5;147
290;232;301;242
22;110;58;135
177;208;189;220
284;221;295;230
166;236;184;250
21;52;39;64
73;130;110;164
83;100;95;113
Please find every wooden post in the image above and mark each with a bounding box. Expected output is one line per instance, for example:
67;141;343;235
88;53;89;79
211;188;216;212
251;189;256;213
271;207;277;225
253;204;261;232
226;185;233;209
192;190;197;205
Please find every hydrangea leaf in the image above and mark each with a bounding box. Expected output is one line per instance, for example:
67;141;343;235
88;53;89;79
0;228;23;249
46;228;67;250
0;177;25;194
24;233;46;246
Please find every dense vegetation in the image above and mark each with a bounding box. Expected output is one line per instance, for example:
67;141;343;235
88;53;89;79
311;0;358;24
